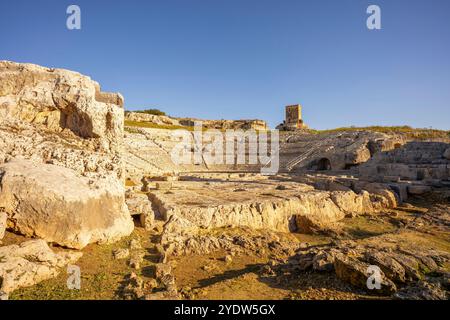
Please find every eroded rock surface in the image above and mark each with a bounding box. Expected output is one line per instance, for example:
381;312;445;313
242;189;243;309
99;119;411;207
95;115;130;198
360;141;450;187
0;61;133;248
0;61;124;154
0;159;133;249
279;131;403;172
0;211;6;240
125;112;180;126
150;176;398;236
0;240;82;295
268;235;449;299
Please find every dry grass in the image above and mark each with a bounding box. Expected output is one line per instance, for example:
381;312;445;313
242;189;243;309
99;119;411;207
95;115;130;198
5;228;156;300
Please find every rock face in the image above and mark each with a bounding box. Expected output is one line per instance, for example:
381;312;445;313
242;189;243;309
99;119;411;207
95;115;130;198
0;211;6;240
279;131;403;172
0;61;125;174
150;178;398;236
0;61;133;248
0;61;124;153
125;111;267;131
282;237;449;298
126;192;152;216
125;112;180;126
125;192;155;230
0;239;82;295
113;248;130;260
359;142;450;187
334;254;397;295
0;159;133;249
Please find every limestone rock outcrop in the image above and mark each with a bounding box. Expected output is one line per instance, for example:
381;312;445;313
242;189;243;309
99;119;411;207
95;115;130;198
0;211;6;240
125;112;181;126
279;131;403;172
125;191;155;230
0;159;134;249
0;61;133;248
0;61;124;153
150;178;398;236
279;235;450;298
125;111;268;131
359;142;450;189
334;254;397;295
0;239;82;295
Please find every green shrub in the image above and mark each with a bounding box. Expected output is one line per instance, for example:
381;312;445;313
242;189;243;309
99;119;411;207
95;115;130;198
135;109;166;116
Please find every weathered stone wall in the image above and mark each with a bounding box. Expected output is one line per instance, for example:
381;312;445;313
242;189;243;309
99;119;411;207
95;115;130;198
359;141;450;189
124;127;265;180
279;131;404;172
123;128;403;180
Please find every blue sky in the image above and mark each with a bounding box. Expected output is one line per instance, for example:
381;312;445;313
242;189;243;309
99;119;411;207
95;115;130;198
1;0;449;129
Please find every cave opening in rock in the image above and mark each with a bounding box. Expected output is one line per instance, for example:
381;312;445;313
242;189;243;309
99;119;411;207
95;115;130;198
317;158;331;171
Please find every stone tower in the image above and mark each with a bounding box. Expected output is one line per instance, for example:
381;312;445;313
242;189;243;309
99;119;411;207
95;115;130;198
285;104;304;129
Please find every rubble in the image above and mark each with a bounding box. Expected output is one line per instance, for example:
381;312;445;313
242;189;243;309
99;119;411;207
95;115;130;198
0;240;82;294
268;237;450;298
121;272;145;300
129;251;145;269
113;248;130;260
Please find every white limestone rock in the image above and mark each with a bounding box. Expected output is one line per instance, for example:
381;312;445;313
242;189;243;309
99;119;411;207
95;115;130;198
0;239;82;294
0;159;133;249
0;211;7;240
0;61;133;249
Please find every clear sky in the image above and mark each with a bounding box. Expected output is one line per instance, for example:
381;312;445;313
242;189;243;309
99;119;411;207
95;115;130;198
1;0;449;129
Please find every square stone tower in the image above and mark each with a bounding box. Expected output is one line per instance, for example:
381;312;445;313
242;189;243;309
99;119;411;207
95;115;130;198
285;104;303;129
